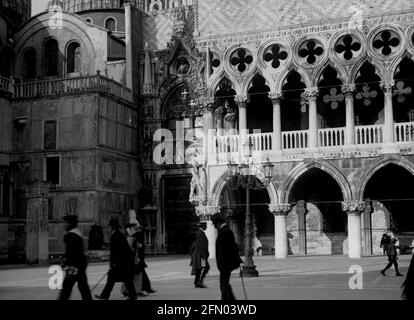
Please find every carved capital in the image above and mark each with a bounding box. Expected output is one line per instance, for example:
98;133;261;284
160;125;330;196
215;106;225;117
195;206;221;221
342;84;356;97
235;95;248;107
26;181;50;199
381;80;395;94
224;112;237;123
341;200;366;213
268;204;291;216
268;91;283;102
304;88;319;101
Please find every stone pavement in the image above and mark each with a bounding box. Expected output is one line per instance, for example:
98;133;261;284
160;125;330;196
0;254;411;300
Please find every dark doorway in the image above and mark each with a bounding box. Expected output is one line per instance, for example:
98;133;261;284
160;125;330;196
247;74;272;133
163;175;198;254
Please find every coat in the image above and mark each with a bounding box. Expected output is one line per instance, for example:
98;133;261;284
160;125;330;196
63;228;87;271
109;229;134;280
215;224;242;273
190;229;209;275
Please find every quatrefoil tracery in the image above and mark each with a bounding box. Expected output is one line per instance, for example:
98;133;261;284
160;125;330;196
299;40;324;64
335;35;362;60
373;30;400;56
264;44;288;69
230;48;253;73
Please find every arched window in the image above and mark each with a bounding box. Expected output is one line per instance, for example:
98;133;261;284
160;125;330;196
105;17;116;32
67;42;81;74
23;48;37;80
44;38;59;77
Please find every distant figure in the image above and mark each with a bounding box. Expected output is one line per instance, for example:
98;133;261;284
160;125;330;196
190;222;210;288
211;214;242;300
88;223;104;250
253;236;263;256
59;215;92;300
95;218;137;300
402;253;414;300
380;233;391;255
381;238;403;277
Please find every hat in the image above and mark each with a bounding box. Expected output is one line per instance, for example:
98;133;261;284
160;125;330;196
109;218;120;228
63;215;78;224
211;214;225;225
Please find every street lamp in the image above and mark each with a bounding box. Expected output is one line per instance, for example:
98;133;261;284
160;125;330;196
226;141;273;277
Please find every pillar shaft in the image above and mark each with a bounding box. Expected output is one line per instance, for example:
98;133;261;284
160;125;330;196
342;201;365;259
306;89;319;148
343;85;355;145
269;92;282;151
269;204;291;259
383;84;395;143
195;206;221;259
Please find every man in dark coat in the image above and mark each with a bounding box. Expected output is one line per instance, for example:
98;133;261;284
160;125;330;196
381;237;403;277
59;215;92;300
211;214;242;300
190;222;210;288
95;218;138;300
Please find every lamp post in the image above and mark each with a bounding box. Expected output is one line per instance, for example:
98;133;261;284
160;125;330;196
226;141;274;277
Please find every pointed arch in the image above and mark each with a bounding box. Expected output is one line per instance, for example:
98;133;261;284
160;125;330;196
279;159;353;204
389;51;414;80
314;60;346;86
208;70;237;97
160;81;193;120
241;67;273;96
355;155;414;201
211;170;278;207
276;63;312;92
348;56;386;84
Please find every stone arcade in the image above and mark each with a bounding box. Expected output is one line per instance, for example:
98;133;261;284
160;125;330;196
1;0;414;263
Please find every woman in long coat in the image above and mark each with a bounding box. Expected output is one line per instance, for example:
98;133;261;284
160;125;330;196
190;222;210;288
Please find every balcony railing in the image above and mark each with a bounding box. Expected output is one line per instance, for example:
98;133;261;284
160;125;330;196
0;75;13;94
319;127;346;148
12;73;132;103
282;130;309;150
355;124;383;145
395;122;414;143
249;132;273;151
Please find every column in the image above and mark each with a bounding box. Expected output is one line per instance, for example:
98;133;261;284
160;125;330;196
305;88;319;148
202;99;215;157
296;200;307;256
124;3;133;92
235;95;248;134
342;200;366;259
382;81;395;143
343;84;356;146
26;181;50;265
214;107;225;136
269;204;291;259
362;199;373;255
269;91;283;151
195;206;221;259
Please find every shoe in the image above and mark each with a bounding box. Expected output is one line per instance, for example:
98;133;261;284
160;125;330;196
148;289;157;293
198;283;208;288
94;294;107;300
126;295;137;300
396;273;403;277
381;270;386;276
138;291;149;296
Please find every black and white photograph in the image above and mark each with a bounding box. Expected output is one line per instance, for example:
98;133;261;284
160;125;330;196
0;0;413;316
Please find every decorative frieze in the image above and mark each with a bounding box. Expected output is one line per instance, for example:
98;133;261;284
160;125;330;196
268;203;292;216
341;200;366;213
195;205;221;220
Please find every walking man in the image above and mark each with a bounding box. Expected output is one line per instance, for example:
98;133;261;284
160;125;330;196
211;214;242;300
59;215;92;300
190;222;210;288
95;218;138;300
381;237;403;277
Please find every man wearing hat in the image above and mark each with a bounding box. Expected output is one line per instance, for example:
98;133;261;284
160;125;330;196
211;214;242;300
95;217;138;300
190;221;210;288
59;215;92;300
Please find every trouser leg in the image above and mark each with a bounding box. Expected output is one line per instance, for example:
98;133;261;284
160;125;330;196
100;273;116;300
220;271;235;301
194;269;202;285
123;276;137;298
142;270;152;292
200;263;210;283
59;275;76;300
77;271;92;300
